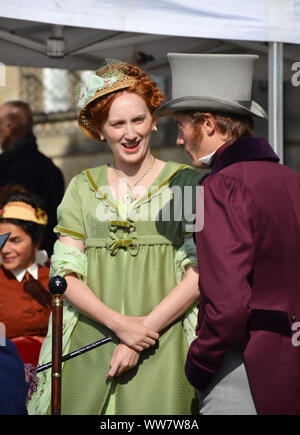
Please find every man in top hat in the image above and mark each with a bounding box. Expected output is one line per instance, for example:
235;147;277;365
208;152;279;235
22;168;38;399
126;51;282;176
156;53;300;415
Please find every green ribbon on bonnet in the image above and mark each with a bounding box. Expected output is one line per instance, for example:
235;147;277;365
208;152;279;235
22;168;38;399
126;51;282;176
78;73;119;109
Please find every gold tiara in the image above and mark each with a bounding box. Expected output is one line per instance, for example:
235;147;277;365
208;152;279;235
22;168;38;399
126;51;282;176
0;201;48;225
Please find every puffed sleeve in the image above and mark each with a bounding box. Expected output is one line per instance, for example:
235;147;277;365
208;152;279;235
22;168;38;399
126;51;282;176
50;240;87;282
54;174;86;241
185;173;259;391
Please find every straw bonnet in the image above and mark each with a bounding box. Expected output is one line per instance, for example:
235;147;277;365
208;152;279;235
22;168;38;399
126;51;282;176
0;201;48;225
155;53;267;119
77;60;137;141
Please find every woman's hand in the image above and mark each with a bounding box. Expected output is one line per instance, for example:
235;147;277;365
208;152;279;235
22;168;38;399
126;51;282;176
107;344;140;379
112;315;159;352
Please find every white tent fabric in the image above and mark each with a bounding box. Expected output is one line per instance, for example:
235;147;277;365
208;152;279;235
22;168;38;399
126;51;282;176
1;0;300;44
1;0;300;162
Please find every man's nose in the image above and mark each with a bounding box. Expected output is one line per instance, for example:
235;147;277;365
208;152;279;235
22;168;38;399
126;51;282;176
176;132;184;147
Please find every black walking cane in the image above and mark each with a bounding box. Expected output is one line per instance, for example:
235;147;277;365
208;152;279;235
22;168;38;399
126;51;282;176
48;275;67;415
36;336;112;373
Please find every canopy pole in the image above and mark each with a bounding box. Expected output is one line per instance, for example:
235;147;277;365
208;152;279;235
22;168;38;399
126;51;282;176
268;42;284;163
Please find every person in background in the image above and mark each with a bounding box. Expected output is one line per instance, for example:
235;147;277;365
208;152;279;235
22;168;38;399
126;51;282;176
0;338;28;415
0;101;65;255
156;52;300;415
0;191;52;366
28;59;200;415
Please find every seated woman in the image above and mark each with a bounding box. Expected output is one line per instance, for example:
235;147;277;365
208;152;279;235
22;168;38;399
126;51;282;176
0;192;52;366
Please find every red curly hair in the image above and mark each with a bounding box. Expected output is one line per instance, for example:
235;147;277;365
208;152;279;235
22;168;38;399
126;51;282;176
88;63;164;129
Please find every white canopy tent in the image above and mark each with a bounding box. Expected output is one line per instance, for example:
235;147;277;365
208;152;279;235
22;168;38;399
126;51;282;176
1;0;300;43
1;0;300;161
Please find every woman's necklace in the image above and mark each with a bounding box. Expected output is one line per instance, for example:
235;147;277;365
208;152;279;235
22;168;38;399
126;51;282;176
112;156;155;204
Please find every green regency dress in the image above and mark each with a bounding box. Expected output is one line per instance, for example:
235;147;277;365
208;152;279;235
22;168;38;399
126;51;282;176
28;161;200;415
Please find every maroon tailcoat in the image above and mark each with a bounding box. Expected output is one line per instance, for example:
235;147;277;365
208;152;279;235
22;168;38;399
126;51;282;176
185;136;300;415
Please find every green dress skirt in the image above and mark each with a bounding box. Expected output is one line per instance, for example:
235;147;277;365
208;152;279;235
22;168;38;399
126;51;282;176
29;161;201;415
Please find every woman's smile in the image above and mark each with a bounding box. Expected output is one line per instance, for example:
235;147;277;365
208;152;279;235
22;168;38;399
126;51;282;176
121;140;141;153
3;256;16;262
99;92;155;165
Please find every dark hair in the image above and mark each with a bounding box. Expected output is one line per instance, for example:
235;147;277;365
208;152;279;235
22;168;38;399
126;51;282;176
1;192;46;246
0;183;28;208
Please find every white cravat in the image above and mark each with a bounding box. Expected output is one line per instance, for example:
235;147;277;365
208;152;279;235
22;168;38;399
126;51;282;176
199;150;216;166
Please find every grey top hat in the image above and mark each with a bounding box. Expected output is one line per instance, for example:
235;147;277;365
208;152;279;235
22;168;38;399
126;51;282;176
156;53;267;119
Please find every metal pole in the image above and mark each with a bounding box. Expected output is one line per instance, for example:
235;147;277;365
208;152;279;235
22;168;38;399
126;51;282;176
268;42;284;163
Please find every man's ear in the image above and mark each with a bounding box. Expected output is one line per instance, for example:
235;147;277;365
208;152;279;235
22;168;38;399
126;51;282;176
203;113;216;136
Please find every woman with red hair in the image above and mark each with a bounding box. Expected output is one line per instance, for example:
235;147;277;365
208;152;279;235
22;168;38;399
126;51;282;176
29;60;201;415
